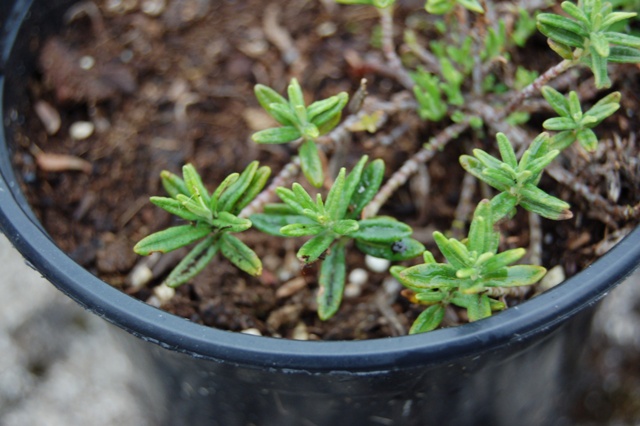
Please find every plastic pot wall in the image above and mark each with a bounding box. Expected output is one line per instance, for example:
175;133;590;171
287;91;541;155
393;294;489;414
1;1;639;425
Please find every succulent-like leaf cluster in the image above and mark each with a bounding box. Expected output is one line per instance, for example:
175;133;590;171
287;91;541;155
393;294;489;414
392;201;546;334
541;86;621;151
251;156;425;320
537;0;640;88
134;162;270;287
252;79;348;188
460;133;573;221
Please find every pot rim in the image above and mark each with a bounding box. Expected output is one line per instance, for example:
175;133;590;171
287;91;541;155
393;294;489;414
1;0;639;374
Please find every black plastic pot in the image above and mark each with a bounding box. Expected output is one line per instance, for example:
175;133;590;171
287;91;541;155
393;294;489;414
1;1;640;425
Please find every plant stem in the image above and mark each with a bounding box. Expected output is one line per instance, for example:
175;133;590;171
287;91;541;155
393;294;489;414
378;6;415;91
501;59;574;119
362;121;470;218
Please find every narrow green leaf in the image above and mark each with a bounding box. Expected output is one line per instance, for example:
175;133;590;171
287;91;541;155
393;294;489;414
550;130;577;151
576;128;598;152
160;170;189;198
537;22;585;48
355;237;425;261
458;0;484;14
250;213;314;236
176;194;213;220
211;211;252;233
601;12;637;29
560;1;589;26
467;294;492;322
541;86;571;117
164;236;219;288
395;262;457;291
291;183;318;212
254;84;288;112
182;164;211;206
607;46;640;63
233;166;271;213
433;231;471;270
478;248;526;273
568;91;583;121
603;32;640;49
325;168;347;219
218;161;259;213
332;219;359;236
489;192;518;223
471;149;503;170
268;102;299;127
348;159;385;219
590;32;610;58
281;223;325;237
339;156;368;219
312;92;349;135
307;96;341;122
210;173;239;212
409;304;446;334
252;126;302;144
547;39;576;60
543;117;578;131
287;78;306;111
468;200;499;255
219;233;262;276
523;150;560;178
589;47;612;89
275;187;307;214
481;169;515;192
298;231;336;263
496;133;518;169
483;265;546;287
134;224;211;255
536;13;588;39
150;196;201;222
300;139;324;188
317;241;347;321
519;183;573;220
351;217;412;243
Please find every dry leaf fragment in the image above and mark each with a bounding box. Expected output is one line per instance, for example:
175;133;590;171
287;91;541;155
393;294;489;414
35;152;92;173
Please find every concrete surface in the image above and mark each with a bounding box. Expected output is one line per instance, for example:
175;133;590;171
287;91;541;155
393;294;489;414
0;231;639;425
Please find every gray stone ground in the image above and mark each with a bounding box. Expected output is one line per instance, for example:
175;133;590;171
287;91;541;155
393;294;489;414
0;231;639;425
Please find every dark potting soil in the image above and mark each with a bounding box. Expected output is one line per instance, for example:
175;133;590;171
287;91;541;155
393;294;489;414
11;0;640;340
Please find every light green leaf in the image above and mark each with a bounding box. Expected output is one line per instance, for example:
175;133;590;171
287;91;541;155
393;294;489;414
591;32;610;58
164;236;219;288
268;102;299;127
348;159;384;219
409;304;446;334
219;233;262;276
211;211;252;233
233;166;271;213
218;161;259;213
134;224;211;255
433;231;471;270
325;168;346;219
313;92;349;135
607;46;640;63
160;170;189;198
252;126;302;144
603;32;640;49
519;183;573;220
317;241;347;321
182;164;211;207
478;248;526;272
150;196;201;222
351;217;412;243
541;86;571;117
287;78;306;111
332;219;359;235
176;194;213;220
298;231;336;263
543;117;578;131
466;294;492;322
250;213;314;236
468;200;499;255
300;139;324;188
210;172;239;212
254;84;288;112
576;128;598;152
280;223;325;237
496;133;517;169
356;237;425;261
393;262;458;291
483;265;546;287
589;47;612;89
489;192;518;222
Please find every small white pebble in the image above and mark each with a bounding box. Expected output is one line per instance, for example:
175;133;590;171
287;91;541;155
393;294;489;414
344;283;362;299
365;255;391;273
152;283;175;304
316;21;337;37
291;322;309;340
69;121;95;140
539;265;566;291
241;328;262;336
78;55;95;70
141;0;166;16
34;100;61;135
348;268;368;286
129;265;153;289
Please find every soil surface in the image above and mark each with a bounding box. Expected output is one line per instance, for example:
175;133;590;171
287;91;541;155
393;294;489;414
12;0;640;340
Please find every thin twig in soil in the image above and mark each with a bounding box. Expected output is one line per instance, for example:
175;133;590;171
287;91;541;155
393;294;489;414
362;121;470;218
451;172;477;239
528;211;543;266
378;6;415;91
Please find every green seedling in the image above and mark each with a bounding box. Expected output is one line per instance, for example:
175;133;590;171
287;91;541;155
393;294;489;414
252;78;349;187
537;0;640;88
425;0;483;15
460;133;573;221
134;162;270;287
251;156;425;320
541;86;621;151
391;200;546;334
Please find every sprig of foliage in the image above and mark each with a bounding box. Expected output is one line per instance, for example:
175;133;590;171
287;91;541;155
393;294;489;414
537;0;640;88
460;133;573;221
391;200;546;334
134;162;270;287
252;78;349;187
251;156;425;320
541;86;621;151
